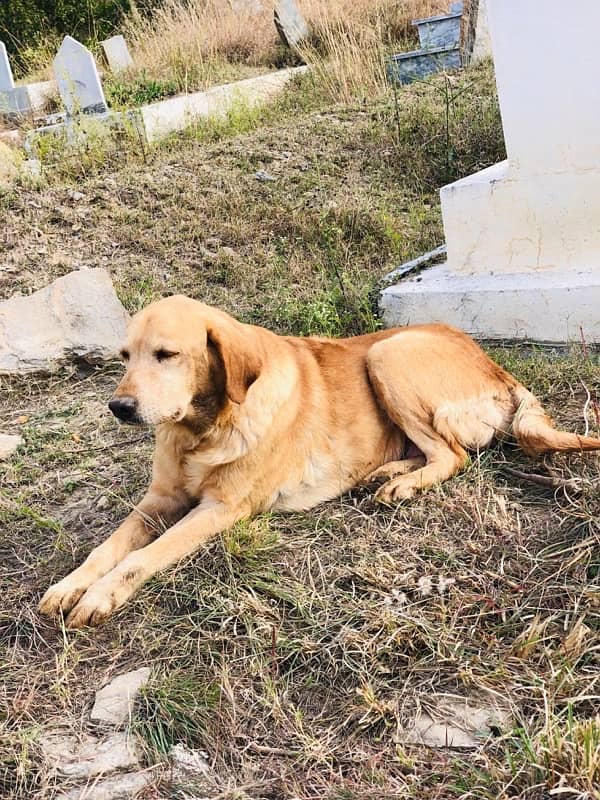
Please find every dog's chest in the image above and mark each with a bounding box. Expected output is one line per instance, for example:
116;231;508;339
271;453;354;511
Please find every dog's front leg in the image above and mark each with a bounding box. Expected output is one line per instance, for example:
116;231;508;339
38;487;190;619
64;499;245;628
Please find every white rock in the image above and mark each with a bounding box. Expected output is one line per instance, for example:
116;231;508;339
90;667;151;727
0;269;129;374
39;731;140;778
170;743;219;795
57;771;154;800
0;433;22;459
397;694;510;749
170;742;211;778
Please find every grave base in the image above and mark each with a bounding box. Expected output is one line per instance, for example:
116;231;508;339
380;262;600;343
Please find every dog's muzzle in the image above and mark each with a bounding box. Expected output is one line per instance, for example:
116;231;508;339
108;396;141;424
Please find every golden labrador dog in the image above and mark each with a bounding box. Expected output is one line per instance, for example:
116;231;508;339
39;296;600;627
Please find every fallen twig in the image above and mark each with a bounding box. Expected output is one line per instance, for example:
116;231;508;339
499;465;579;490
248;742;302;758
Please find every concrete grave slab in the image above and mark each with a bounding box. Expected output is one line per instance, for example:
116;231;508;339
139;65;307;143
381;264;600;343
413;12;462;50
27;79;58;111
0;85;31;115
53;36;108;115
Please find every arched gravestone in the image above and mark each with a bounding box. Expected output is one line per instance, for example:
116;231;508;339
53;36;108;116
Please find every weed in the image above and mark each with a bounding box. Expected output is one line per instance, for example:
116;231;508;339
133;670;220;755
105;70;179;110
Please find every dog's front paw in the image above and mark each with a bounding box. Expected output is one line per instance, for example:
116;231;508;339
64;587;120;629
38;575;89;617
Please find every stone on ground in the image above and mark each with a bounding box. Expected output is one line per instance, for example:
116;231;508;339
57;771;153;800
39;731;140;779
0;432;22;459
0;269;129;374
90;667;151;727
397;694;511;749
170;743;220;795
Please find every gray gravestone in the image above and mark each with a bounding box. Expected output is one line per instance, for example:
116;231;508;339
53;36;107;115
101;35;133;73
0;42;15;90
274;0;309;47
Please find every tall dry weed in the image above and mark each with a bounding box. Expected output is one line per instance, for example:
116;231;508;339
124;0;449;99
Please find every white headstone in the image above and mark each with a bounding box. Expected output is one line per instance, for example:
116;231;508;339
101;35;134;73
53;36;107;115
381;0;600;343
0;42;15;90
274;0;309;47
230;0;263;13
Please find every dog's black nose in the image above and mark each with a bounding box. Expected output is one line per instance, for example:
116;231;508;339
108;396;138;422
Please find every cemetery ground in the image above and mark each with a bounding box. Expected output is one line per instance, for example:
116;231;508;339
1;64;600;799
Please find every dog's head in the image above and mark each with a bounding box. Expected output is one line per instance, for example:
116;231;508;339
109;296;262;428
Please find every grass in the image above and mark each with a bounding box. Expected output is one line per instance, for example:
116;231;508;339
117;0;450;103
1;57;599;800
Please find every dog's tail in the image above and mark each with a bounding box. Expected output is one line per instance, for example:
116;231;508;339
512;386;600;457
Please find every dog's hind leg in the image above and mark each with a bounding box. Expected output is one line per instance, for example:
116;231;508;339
364;328;507;502
365;456;426;483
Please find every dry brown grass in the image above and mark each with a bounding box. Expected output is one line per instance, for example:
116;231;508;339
123;0;449;97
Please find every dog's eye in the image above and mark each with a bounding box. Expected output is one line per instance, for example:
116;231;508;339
154;349;179;362
120;350;130;361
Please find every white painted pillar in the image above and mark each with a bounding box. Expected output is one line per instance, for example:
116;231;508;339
381;0;600;342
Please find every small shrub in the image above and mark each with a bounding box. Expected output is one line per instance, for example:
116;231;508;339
105;70;179;109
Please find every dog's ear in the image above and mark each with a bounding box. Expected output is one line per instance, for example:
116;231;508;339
206;321;263;405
